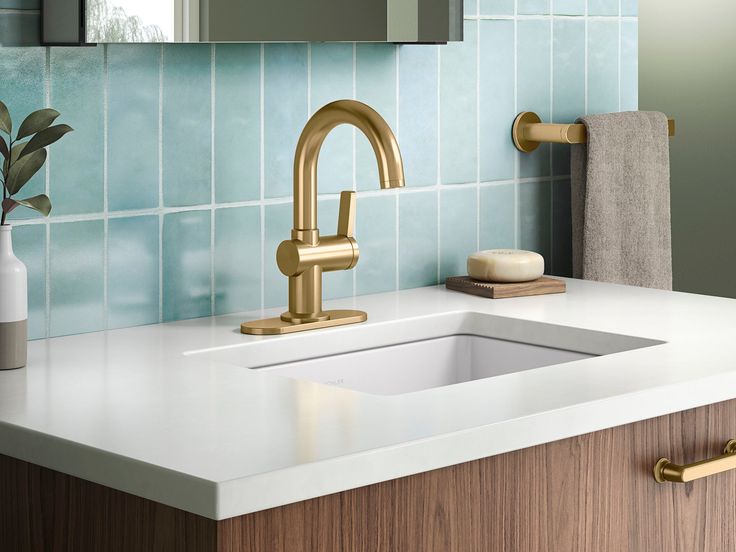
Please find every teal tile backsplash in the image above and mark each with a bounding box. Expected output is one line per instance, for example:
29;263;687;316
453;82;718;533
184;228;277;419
108;215;159;328
162;210;212;321
3;1;637;338
215;44;261;204
107;45;160;212
50;47;105;215
163;44;212;207
49;221;105;336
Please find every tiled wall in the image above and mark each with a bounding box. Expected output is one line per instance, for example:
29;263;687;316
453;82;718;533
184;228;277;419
0;0;638;339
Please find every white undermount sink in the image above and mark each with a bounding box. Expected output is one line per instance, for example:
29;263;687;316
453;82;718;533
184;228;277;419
195;312;664;396
255;335;593;395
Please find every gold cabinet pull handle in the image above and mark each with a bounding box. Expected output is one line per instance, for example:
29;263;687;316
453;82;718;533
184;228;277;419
654;439;736;483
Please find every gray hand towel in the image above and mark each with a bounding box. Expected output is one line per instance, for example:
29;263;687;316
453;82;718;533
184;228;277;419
571;111;672;290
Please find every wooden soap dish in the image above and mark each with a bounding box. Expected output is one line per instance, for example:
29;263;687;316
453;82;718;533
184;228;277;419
445;275;566;299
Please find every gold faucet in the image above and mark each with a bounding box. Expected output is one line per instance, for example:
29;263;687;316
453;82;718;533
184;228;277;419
241;100;405;335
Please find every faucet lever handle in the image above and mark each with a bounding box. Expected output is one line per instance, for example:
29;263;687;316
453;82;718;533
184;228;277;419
337;191;356;238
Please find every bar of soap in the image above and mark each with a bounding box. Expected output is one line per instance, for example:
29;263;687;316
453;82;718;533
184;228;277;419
467;249;544;283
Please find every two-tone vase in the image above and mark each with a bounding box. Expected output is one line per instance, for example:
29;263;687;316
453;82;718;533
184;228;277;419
0;225;27;370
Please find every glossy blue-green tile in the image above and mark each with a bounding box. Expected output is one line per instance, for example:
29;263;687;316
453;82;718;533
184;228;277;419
399;191;438;289
440;20;477;185
588;0;617;15
519;181;551;268
554;0;584;14
621;20;638;112
621;0;637;16
215;44;260;204
465;0;477;15
12;224;46;339
552;18;585;176
310;43;353;195
356;43;396;191
215;206;261;314
0;13;40;46
479;19;514;182
162;44;211;207
356;194;396;295
264;44;307;199
518;0;549;14
318;197;354;299
50;47;104;215
517;20;550;178
0;47;45;219
108;44;160;212
480;184;515;250
264;202;291;308
162;210;211;321
480;0;514;14
588;20;619;114
552;179;572;277
0;0;39;7
107;215;159;329
440;187;477;281
49;220;104;336
398;44;438;187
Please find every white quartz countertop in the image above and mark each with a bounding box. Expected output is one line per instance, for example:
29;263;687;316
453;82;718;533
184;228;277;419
3;279;736;520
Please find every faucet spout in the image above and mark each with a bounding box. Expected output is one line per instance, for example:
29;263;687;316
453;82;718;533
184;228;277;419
241;100;404;335
293;100;405;236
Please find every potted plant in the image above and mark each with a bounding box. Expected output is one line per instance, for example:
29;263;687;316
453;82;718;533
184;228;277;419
0;100;72;369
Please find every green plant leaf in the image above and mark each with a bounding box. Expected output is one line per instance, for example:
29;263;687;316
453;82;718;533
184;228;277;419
0;136;8;159
4;194;52;217
0;100;11;135
3;141;27;178
6;149;46;195
20;124;73;159
16;108;60;140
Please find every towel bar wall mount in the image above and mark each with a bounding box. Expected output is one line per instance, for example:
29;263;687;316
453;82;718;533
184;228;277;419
512;111;676;153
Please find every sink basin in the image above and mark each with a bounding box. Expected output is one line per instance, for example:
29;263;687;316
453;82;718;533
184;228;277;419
254;334;593;395
195;312;664;396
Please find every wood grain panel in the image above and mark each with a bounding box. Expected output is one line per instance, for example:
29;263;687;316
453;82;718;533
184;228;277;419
3;399;736;551
0;454;216;552
218;398;736;552
445;276;566;299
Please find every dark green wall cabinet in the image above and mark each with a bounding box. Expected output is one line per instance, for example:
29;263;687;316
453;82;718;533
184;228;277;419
43;0;463;45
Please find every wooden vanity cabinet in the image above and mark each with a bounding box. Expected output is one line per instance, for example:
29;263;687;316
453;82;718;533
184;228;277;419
3;398;736;551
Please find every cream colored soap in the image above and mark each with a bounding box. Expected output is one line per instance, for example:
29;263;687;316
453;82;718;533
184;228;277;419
467;249;544;283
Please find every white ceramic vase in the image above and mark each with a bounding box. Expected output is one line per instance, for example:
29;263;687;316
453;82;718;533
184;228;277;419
0;225;27;370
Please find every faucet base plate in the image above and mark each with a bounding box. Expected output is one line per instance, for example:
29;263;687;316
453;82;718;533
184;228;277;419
240;309;367;336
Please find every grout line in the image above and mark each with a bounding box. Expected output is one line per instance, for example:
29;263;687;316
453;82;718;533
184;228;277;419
394;44;400;291
10;177;570;228
465;14;634;21
102;45;109;328
513;0;520;250
307;43;312;113
436;44;442;283
584;0;589;115
475;17;481;252
549;1;555;273
158;44;164;323
259;44;266;311
44;47;51;338
352;42;357;295
210;44;216;316
617;0;622;112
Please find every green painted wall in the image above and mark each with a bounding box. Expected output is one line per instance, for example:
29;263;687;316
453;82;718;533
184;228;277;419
640;0;736;297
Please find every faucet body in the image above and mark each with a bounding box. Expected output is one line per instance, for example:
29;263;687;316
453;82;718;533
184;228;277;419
241;100;404;335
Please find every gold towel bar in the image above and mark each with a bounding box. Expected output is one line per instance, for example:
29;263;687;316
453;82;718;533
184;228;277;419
512;111;676;153
653;439;736;483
